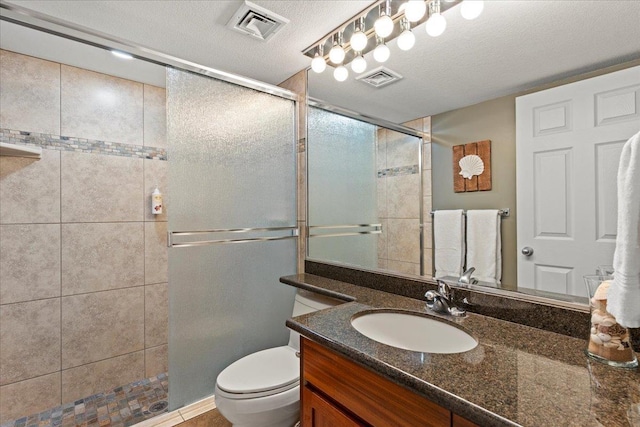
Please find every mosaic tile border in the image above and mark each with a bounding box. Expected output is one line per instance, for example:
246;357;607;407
377;164;419;178
0;129;167;161
0;373;169;427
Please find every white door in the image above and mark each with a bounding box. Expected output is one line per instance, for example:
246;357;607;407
516;66;640;298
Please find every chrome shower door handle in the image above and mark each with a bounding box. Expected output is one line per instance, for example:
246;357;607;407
521;246;534;256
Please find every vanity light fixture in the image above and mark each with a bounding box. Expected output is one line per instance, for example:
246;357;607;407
351;52;368;73
403;0;427;22
460;0;484;20
334;64;349;81
373;37;391;63
304;0;479;81
311;45;326;73
374;1;394;38
426;0;447;37
397;18;416;51
350;17;368;52
328;32;346;64
111;50;133;60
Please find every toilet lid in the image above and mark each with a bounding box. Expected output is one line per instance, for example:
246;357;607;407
216;346;299;395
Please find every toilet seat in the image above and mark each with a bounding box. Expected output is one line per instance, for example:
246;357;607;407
216;346;299;400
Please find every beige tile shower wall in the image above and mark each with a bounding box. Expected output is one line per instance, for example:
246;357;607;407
0;49;168;422
376;119;427;277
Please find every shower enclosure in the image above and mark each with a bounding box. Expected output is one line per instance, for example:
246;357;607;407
0;7;298;425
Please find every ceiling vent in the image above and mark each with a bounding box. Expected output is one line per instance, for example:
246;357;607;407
356;66;403;88
226;1;289;42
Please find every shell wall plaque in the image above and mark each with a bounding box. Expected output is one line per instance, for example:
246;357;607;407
459;154;484;179
453;140;492;192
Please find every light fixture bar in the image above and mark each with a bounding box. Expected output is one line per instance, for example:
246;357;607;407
302;0;460;66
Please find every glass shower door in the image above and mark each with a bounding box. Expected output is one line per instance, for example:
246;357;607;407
166;69;297;409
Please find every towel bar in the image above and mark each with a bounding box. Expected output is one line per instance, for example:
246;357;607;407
430;209;510;218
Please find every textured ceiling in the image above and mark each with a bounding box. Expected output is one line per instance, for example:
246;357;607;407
5;0;371;85
4;0;640;123
309;0;640;122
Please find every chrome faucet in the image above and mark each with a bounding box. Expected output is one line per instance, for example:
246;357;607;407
425;281;466;317
458;267;478;285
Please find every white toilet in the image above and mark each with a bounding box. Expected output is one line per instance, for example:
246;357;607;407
214;289;341;427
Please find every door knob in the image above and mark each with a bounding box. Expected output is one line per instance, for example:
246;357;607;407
521;247;534;256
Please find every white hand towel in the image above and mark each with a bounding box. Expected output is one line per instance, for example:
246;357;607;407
608;130;640;328
434;210;465;279
466;210;502;285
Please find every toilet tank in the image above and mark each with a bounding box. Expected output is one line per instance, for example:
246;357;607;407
287;289;343;350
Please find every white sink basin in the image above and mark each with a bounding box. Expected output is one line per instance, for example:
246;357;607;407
351;310;478;354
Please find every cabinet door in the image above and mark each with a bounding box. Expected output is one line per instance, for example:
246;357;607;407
303;386;367;427
302;338;451;427
453;414;480;427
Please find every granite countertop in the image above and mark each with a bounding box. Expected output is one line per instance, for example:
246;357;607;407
282;273;640;427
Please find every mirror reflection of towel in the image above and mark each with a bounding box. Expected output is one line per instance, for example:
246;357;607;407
434;210;465;279
466;210;502;285
608;130;640;328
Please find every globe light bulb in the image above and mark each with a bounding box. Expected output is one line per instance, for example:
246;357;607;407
460;0;484;20
329;44;345;64
333;65;349;82
374;14;394;38
426;12;446;37
373;43;390;63
311;54;326;73
397;29;416;51
351;54;367;74
350;30;368;52
404;0;427;22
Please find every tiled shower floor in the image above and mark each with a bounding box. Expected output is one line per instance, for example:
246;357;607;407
1;373;169;427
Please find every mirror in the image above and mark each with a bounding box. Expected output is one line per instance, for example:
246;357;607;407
307;105;423;275
306;0;640;305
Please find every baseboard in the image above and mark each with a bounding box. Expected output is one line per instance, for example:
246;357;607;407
136;395;217;427
178;395;218;422
134;410;185;427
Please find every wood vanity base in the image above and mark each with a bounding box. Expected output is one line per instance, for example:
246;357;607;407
301;338;478;427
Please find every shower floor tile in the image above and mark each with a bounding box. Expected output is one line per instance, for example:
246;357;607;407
1;373;168;427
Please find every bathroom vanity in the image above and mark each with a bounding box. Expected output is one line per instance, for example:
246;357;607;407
302;337;475;426
283;273;640;427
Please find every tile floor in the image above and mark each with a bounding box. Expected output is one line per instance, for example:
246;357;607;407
176;410;231;427
0;373;168;427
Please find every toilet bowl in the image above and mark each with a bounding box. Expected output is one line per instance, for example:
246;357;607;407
214;290;341;427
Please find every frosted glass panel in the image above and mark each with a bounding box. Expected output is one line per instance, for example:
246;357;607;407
167;69;296;231
168;240;296;410
307;107;378;268
167;69;297;409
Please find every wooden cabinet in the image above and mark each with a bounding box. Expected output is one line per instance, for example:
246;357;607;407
303;386;366;427
453;414;480;427
301;337;479;427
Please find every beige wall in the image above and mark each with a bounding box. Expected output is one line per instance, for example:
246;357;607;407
431;95;518;288
430;59;640;290
0;49;168;421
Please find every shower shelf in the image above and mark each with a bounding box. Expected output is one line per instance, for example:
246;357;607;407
0;142;42;159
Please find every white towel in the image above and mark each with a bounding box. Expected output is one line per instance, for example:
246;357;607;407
434;210;465;279
466;210;502;285
608;130;640;328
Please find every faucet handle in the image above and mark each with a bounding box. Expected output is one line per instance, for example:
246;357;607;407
437;280;451;299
